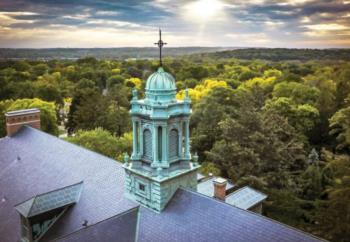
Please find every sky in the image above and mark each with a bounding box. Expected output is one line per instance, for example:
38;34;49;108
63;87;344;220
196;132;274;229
0;0;349;48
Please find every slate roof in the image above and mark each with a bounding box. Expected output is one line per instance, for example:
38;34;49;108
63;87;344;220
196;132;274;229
197;176;234;197
0;126;325;242
0;126;138;242
54;208;139;242
225;186;268;210
138;189;324;242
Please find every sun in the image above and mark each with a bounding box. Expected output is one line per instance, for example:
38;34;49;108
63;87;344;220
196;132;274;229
185;0;224;21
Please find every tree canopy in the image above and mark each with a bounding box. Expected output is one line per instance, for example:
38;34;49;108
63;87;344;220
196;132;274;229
0;52;350;241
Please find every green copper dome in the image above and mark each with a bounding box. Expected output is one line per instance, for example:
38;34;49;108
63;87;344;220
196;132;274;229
145;67;177;103
146;67;176;91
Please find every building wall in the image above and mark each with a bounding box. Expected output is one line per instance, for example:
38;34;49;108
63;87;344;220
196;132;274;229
125;170;197;211
249;203;263;214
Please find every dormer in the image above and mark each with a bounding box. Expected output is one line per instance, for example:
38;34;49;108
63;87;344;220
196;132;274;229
15;182;83;242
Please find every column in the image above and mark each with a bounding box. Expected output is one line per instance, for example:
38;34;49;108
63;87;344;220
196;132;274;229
178;126;183;158
185;120;190;158
132;121;137;158
152;125;158;163
139;122;143;157
162;126;167;163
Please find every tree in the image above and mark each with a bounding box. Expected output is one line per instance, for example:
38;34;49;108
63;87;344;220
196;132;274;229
104;84;131;136
107;75;125;89
239;76;277;95
272;81;320;105
7;81;36;99
301;167;322;201
190;87;238;162
66;79;98;134
238;70;260;81
206;100;306;188
304;73;336;117
72;89;107;131
199;162;221;176
0;100;13;137
65;128;132;160
264;97;320;135
7;98;58;136
35;83;63;105
329;106;350;151
304;73;337;144
177;79;228;103
33;63;48;76
13;60;31;72
335;65;350;108
115;132;133;160
316;153;350;241
125;77;142;90
65;128;119;159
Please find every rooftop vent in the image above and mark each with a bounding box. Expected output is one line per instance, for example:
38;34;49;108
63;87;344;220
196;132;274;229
82;220;89;227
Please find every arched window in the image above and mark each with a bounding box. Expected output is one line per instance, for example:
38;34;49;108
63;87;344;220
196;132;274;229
143;129;152;160
169;129;179;159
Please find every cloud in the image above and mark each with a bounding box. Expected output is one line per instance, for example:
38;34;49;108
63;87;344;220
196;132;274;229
226;33;271;45
0;0;349;48
303;23;349;31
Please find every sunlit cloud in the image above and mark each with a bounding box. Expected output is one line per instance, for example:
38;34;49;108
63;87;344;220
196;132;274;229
62;14;91;20
95;11;119;16
264;21;284;27
86;19;142;28
182;0;227;22
0;11;39;26
0;11;38;16
303;23;349;31
0;0;349;48
300;17;311;23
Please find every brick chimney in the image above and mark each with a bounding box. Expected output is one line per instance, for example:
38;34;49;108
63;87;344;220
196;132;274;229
213;177;227;201
5;108;41;136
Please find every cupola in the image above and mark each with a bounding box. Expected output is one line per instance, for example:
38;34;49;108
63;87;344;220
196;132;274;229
145;67;177;103
123;29;199;212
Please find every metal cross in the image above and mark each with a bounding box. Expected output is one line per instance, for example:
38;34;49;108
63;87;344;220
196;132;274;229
154;29;167;66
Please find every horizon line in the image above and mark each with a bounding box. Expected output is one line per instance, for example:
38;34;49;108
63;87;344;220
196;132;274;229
0;47;349;50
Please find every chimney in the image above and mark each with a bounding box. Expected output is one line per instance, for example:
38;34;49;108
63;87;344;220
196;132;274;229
5;108;41;136
213;177;227;201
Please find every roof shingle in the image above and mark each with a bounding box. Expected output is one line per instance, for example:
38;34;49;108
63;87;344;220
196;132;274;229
138;189;324;242
0;126;138;242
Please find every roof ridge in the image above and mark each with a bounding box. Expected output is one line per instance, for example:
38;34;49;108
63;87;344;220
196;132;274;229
226;185;267;198
50;207;139;242
19;126;123;165
15;181;84;217
27;194;37;217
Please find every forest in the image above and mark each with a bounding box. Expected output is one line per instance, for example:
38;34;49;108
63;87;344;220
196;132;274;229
0;50;349;241
0;47;235;60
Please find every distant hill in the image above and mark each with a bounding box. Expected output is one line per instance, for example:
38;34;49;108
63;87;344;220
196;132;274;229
1;47;349;61
0;47;238;60
193;48;350;61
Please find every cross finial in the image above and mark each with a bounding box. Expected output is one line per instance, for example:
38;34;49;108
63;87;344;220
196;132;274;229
154;28;167;66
